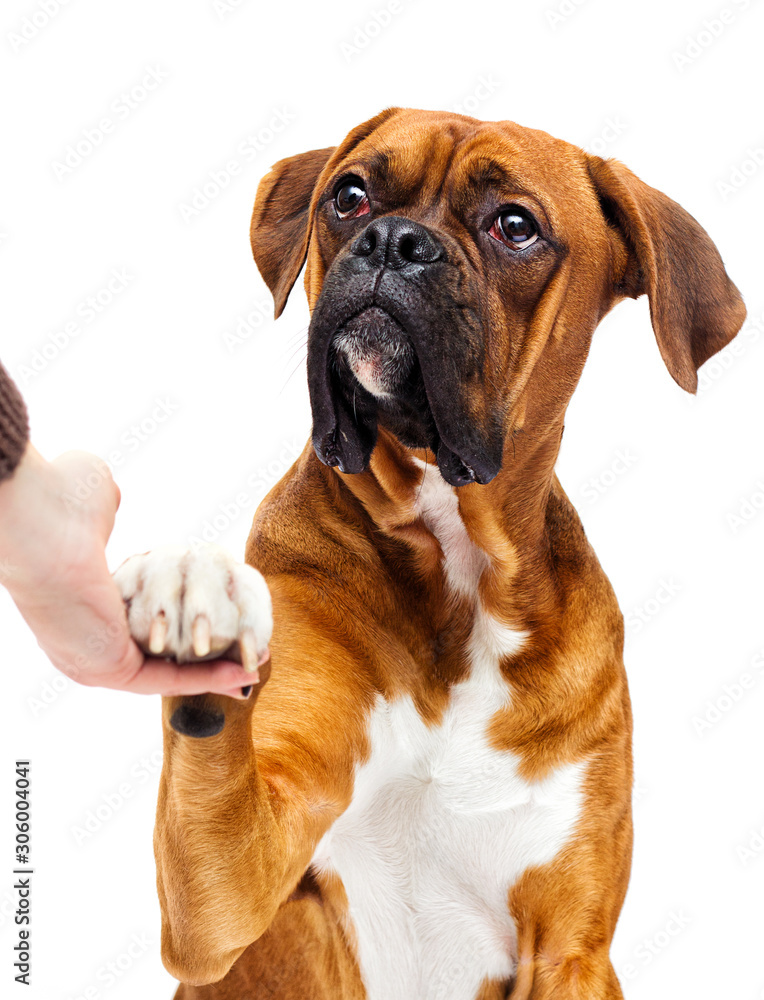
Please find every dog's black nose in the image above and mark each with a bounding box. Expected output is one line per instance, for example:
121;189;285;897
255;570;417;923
350;216;442;270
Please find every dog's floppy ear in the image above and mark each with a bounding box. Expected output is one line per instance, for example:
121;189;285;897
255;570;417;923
587;155;746;392
251;108;403;318
250;146;336;318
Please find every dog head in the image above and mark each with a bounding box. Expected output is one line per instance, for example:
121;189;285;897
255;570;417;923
251;108;745;487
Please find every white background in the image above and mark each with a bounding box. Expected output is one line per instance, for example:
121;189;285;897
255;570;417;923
1;0;763;997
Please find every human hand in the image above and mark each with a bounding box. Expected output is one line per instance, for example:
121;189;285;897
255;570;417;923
1;445;258;697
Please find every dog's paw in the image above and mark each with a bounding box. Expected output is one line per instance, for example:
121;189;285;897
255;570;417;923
113;544;272;673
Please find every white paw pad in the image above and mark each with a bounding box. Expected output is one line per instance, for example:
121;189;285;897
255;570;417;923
113;544;272;673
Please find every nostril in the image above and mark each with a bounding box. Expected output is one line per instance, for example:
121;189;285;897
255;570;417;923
349;218;441;267
395;228;441;264
399;234;416;261
351;229;376;257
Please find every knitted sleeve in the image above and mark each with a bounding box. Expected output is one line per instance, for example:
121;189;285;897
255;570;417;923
0;362;30;482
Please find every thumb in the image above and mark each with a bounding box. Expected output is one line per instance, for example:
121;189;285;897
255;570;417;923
50;450;120;532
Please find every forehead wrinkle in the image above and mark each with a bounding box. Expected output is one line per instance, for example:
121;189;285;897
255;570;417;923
333;116;594;231
451;135;593;232
338;141;419;207
424;130;460;201
346;121;485;212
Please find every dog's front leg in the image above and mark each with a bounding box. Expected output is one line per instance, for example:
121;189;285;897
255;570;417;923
115;546;369;986
154;691;290;985
507;748;632;1000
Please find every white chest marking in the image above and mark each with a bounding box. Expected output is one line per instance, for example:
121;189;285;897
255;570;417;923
311;463;587;1000
412;458;490;599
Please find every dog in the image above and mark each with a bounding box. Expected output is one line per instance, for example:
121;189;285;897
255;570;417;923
114;108;745;999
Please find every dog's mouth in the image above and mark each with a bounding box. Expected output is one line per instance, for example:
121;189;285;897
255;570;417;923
307;272;502;488
331;307;417;401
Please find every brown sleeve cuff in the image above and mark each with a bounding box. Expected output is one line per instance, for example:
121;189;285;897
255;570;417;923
0;362;30;482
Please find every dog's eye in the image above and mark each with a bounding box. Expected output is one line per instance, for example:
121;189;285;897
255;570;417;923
335;179;370;219
489;207;538;250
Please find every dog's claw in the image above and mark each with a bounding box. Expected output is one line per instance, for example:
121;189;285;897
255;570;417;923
149;612;168;655
240;628;260;679
113;544;273;697
192;615;211;658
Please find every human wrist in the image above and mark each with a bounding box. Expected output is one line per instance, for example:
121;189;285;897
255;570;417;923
0;444;106;598
0;444;47;588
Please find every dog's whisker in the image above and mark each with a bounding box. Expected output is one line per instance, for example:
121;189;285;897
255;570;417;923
284;339;309;366
286;326;309;349
279;350;308;394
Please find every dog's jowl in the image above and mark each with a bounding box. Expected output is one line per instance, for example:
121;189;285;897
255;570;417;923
115;108;745;999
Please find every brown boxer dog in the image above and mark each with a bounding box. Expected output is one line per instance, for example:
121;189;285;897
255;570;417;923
115;108;745;999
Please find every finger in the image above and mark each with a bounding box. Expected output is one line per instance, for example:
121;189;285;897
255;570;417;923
54;636;144;689
52;450;115;493
118;658;259;697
